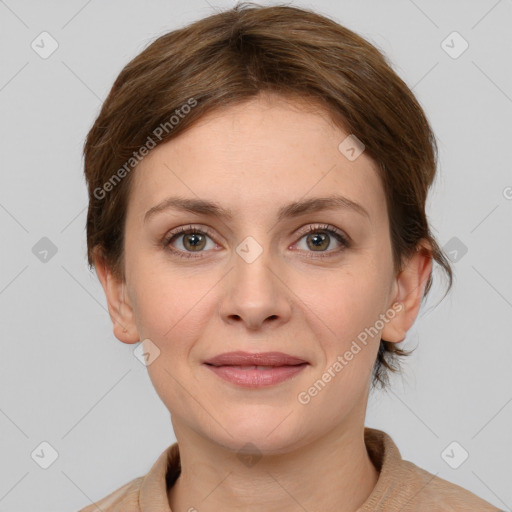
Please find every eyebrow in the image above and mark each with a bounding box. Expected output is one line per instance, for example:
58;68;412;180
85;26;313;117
144;195;370;224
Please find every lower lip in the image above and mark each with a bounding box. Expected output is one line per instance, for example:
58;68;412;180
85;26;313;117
204;363;308;388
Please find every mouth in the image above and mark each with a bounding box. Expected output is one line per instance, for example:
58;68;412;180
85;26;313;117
202;352;309;388
203;351;308;367
205;364;305;370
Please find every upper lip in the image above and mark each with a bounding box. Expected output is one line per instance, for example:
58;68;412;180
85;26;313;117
203;351;308;367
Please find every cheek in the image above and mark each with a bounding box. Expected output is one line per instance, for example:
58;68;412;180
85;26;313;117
295;270;386;414
304;264;389;345
128;258;217;348
297;265;389;403
127;264;216;413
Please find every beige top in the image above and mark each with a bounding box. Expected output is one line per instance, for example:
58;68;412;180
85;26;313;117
78;427;502;511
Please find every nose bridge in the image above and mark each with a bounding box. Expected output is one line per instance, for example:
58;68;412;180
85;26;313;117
234;236;274;293
219;233;292;329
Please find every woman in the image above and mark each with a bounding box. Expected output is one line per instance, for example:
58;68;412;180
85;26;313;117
79;3;501;511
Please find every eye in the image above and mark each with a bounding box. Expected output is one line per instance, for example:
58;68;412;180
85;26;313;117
293;224;350;259
163;223;350;260
163;225;217;259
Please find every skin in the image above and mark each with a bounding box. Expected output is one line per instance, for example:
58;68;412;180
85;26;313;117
94;92;432;512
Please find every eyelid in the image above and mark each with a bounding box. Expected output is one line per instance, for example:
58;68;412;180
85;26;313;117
293;223;350;244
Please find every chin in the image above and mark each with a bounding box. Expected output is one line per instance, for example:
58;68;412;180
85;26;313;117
206;414;311;455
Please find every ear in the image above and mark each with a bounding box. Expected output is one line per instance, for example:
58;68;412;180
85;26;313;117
381;239;433;343
92;246;140;344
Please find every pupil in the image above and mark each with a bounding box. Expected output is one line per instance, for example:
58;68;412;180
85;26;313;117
186;233;204;250
309;233;327;250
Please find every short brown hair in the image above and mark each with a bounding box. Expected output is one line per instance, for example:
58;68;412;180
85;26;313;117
83;2;453;390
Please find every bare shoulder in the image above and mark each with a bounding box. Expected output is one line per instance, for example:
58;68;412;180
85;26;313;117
77;476;145;512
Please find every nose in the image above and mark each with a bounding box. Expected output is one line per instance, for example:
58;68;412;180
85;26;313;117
218;243;293;331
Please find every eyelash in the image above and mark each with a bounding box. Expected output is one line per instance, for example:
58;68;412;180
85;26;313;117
162;223;350;260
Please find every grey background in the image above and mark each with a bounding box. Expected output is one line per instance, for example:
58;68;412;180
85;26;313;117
1;0;511;510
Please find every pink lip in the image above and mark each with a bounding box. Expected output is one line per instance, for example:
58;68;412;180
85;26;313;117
204;364;308;388
203;351;308;366
203;351;309;388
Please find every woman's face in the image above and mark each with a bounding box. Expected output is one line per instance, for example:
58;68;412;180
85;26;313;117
115;94;406;453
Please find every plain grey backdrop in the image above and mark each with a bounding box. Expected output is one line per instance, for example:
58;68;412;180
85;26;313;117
1;0;511;510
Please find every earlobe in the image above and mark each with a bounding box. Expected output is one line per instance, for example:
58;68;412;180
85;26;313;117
381;240;433;343
92;247;140;344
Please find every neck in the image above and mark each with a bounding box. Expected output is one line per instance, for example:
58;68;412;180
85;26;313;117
167;418;379;512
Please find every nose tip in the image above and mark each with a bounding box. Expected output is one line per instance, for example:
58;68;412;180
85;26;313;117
220;256;292;331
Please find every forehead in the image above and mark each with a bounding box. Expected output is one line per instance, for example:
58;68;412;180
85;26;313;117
128;94;387;227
